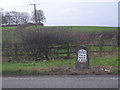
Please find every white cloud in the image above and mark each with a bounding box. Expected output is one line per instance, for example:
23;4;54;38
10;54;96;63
55;8;81;17
0;0;118;7
86;10;96;15
39;0;118;2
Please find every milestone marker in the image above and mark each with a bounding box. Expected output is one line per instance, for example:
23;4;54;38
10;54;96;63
76;46;89;70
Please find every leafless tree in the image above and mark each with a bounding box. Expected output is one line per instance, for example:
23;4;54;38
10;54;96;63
2;11;30;25
20;12;30;24
31;10;46;24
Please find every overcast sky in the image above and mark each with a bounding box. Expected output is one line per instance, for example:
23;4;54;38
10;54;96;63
0;0;119;27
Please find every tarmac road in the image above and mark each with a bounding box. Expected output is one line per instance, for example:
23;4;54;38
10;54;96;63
2;75;119;88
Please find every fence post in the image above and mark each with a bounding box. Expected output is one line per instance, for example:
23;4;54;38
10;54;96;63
14;43;19;61
111;38;116;54
97;38;103;57
67;43;70;58
54;45;58;60
44;44;49;60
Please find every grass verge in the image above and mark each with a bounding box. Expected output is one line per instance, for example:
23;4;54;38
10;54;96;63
2;55;119;76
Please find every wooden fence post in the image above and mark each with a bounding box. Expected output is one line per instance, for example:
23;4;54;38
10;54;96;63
14;43;19;61
97;38;103;57
67;43;70;58
111;38;116;54
44;44;49;60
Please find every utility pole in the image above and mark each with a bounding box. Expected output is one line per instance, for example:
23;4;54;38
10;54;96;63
29;3;40;25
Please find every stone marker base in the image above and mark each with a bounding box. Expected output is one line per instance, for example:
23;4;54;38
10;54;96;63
76;62;89;70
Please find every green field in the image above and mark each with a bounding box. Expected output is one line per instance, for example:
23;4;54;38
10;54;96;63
43;26;118;32
2;26;118;32
2;26;17;30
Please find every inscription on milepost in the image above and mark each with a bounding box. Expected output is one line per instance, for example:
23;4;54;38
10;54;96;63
78;49;87;62
76;46;89;70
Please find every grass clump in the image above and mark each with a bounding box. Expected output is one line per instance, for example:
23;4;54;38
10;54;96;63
90;56;118;67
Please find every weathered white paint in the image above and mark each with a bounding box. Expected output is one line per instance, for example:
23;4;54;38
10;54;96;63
78;49;87;62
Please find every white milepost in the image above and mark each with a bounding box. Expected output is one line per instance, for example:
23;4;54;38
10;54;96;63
76;46;89;70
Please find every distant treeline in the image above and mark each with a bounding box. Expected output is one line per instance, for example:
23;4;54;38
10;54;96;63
1;10;46;26
2;23;44;27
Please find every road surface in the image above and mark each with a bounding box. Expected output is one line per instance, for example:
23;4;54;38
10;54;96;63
2;75;119;88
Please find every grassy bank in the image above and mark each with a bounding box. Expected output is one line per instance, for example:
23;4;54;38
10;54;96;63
2;56;119;76
2;26;17;30
2;26;118;32
2;26;118;46
26;26;118;32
